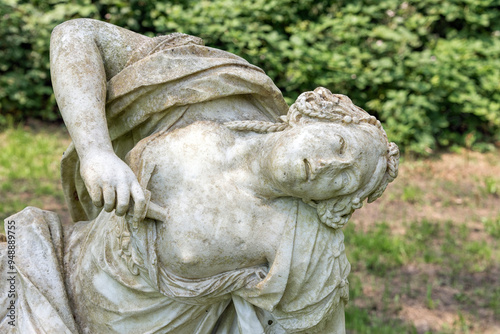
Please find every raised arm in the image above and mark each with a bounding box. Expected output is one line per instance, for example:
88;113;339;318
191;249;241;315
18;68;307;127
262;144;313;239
50;19;148;222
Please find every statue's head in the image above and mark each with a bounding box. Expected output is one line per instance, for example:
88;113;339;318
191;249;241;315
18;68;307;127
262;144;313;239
226;87;399;229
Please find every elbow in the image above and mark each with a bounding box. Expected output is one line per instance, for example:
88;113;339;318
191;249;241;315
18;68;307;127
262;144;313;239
50;19;99;53
51;18;96;40
50;19;99;68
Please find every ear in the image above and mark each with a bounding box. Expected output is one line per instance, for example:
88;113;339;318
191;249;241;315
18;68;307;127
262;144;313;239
288;111;303;125
287;103;308;126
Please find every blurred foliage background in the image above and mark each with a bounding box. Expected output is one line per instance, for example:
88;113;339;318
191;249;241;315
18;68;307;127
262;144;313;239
1;0;500;154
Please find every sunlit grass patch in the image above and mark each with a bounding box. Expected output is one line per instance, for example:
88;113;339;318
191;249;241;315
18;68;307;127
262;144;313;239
345;222;416;275
0;126;67;180
0;125;70;231
346;219;498;274
482;216;500;239
401;185;424;204
482;176;499;196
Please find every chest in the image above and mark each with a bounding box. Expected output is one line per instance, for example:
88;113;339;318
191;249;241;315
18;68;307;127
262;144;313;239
137;124;292;278
156;181;292;277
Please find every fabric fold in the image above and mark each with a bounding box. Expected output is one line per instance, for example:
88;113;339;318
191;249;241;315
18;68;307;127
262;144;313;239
0;207;78;333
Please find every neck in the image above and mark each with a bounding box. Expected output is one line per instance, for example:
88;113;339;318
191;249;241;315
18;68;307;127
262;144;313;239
227;130;285;199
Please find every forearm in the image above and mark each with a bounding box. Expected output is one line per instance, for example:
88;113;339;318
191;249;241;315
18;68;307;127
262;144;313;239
50;19;148;217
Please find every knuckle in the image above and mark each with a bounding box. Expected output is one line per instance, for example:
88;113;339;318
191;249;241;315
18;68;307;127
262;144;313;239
136;195;146;205
116;198;129;210
115;205;127;216
92;198;103;206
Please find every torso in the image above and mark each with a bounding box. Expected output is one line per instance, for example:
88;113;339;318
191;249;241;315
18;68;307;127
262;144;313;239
144;122;292;278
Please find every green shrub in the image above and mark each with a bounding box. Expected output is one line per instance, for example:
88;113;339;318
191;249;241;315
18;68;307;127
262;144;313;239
1;0;500;154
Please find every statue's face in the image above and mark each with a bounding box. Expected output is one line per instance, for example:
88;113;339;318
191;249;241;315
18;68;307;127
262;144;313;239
265;122;385;201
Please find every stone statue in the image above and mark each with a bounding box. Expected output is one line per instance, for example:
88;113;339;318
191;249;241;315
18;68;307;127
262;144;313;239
0;19;399;333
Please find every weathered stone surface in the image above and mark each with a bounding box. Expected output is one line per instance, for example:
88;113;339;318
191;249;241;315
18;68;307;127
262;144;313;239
0;19;399;333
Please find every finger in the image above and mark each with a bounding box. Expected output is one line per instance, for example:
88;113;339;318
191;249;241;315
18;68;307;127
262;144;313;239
131;182;146;223
88;184;104;208
103;184;116;212
115;185;130;216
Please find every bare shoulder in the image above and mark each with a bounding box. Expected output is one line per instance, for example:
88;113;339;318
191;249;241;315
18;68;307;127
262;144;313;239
51;19;150;78
130;121;234;167
52;19;146;43
165;121;235;146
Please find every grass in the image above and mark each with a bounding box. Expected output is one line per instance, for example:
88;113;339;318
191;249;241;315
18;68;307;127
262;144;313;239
482;176;499;196
401;185;424;203
344;218;499;329
482;216;500;238
345;222;415;275
344;218;497;276
345;305;418;334
0;124;70;232
1;125;499;333
344;149;500;333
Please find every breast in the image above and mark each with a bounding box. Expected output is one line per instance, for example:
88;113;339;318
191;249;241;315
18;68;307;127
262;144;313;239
155;189;285;278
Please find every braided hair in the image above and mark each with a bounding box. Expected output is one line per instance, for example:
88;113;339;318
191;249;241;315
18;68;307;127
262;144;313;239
225;87;399;229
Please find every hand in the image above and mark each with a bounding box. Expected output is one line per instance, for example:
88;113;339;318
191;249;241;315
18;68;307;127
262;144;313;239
80;150;147;222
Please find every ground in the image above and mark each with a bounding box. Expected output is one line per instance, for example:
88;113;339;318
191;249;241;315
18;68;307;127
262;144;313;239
1;123;499;333
347;149;500;333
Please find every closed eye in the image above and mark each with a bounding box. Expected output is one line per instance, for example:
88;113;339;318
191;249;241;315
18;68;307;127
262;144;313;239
338;136;346;155
303;159;312;181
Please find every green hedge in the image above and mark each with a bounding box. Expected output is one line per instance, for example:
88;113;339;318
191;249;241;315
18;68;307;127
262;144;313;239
1;0;500;154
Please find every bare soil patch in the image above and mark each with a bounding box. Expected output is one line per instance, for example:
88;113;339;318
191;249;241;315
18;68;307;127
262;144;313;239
350;149;500;333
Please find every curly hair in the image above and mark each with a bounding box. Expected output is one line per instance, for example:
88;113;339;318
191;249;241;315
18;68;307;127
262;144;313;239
225;87;400;229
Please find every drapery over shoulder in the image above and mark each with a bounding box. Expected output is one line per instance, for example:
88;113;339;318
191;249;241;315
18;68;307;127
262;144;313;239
61;36;289;222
